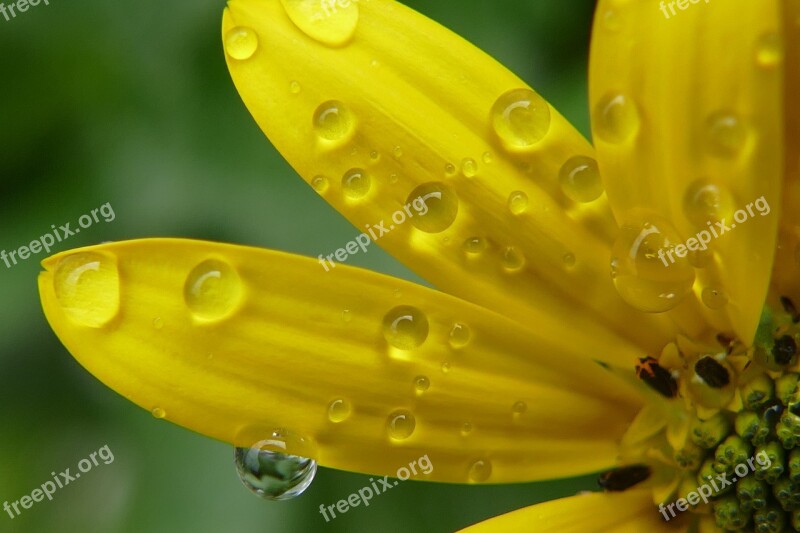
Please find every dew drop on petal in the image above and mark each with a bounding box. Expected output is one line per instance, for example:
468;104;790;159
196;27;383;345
512;401;527;415
311;175;329;194
592;93;640;144
382;306;429;350
559;156;604;203
461;158;478;178
414;375;430;394
184;259;242;322
701;287;728;310
467;459;492;482
279;0;358;46
234;432;317;501
482;151;493;164
460;422;473;436
393;145;403;158
444;163;457;176
313;100;354;142
449;323;471;348
152;317;164;330
151;407;166;419
610;212;695;313
407;183;459;233
501;246;525;272
704;112;749;158
490;88;551;150
53;252;120;328
463;237;487;255
327;398;352;423
224;27;258;60
386;410;416;440
563;253;576;268
289;80;301;94
441;362;451;374
682;179;735;228
507;191;529;215
341;168;371;200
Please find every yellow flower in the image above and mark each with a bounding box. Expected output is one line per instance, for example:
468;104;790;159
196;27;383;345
37;0;800;530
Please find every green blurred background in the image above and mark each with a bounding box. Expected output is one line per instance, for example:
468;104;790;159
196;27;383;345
0;0;597;531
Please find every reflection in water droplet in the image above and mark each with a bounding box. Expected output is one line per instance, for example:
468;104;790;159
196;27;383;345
705;112;749;158
151;407;166;419
468;459;492;482
563;253;576;267
311;175;329;194
327;398;352;423
234;435;317;501
507;191;529;215
289;80;301;94
463;237;487;255
387;410;416;440
342;168;371;200
224;27;259;60
449;323;471;348
407;183;458;233
445;163;457;176
502;246;525;272
279;0;359;46
313;100;354;142
592;93;640;144
682;180;735;228
482;152;493;164
341;309;352;323
559;156;604;203
382;306;429;349
461;158;477;177
184;259;242;321
53;252;120;328
490;88;551;149
441;362;451;374
460;422;473;436
611;212;695;313
393;146;403;158
414;375;430;394
755;32;783;68
512;401;527;415
701;287;728;310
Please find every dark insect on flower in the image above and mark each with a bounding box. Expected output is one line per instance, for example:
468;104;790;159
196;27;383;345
694;356;730;388
635;356;678;397
598;465;651;492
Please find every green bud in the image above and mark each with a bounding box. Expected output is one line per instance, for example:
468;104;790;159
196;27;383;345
753;504;786;532
735;410;759;442
737;474;769;511
777;373;800;405
773;476;800;511
755;442;785;484
692;412;732;449
742;374;775;411
715;435;752;476
789;448;800;483
713;494;750;530
674;439;705;471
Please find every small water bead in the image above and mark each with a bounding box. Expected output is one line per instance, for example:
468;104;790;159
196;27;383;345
512;401;527;415
393;146;403;158
467;459;492;482
311;175;329;194
460;422;473;436
289;80;301;94
507;191;529;215
462;237;487;255
393;288;402;299
701;287;729;310
341;309;352;323
444;163;457;176
53;252;120;328
151;407;166;419
482;151;493;164
441;362;451;374
152;317;164;330
342;168;371;200
327;398;352;423
610;212;695;313
382;306;429;350
755;32;783;68
490;88;551;150
313;100;354;142
184;259;242;321
461;158;478;178
279;0;358;46
386;410;416;440
704;112;749;158
682;180;735;228
369;150;380;161
592;93;640;144
407;183;459;233
234;437;317;501
449;323;471;348
563;253;576;267
414;375;430;394
388;173;399;184
502;246;525;272
559;156;604;203
224;27;259;60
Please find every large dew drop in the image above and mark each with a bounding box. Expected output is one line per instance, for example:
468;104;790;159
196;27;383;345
490;88;551;150
559;156;604;203
386;410;416;440
224;27;259;60
234;431;317;501
592;93;640;144
382;306;429;350
611;212;695;313
184;259;242;322
407;183;458;233
53;252;120;328
313;100;354;143
279;0;358;47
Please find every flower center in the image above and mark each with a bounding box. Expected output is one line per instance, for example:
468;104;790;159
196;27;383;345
601;296;800;531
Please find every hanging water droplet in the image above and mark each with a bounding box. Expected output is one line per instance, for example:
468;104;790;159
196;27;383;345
407;183;459;233
327;398;352;423
184;259;242;322
490;88;551;150
279;0;359;46
151;407;166;419
449;323;471;348
234;435;317;501
704;112;749;158
507;191;529;215
313;100;354;142
559;156;604;203
502;246;525;272
463;237;487;255
289;80;301;94
342;168;371;200
592;93;640;144
53;252;120;328
755;32;782;68
311;175;329;194
682;179;735;228
382;306;429;350
461;158;477;178
414;375;430;394
610;212;695;313
701;287;728;310
224;27;259;60
467;459;492;482
386;410;416;440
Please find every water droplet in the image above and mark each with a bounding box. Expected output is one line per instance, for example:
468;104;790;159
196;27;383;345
184;259;242;321
279;0;358;46
610;212;695;313
502;246;525;272
289;80;301;94
53;252;120;328
152;317;164;330
369;150;380;161
407;183;458;233
563;253;576;267
234;434;317;501
704;112;749;158
388;173;399;184
444;163;457;176
592;93;640;144
512;400;527;415
313;100;354;142
151;407;166;419
449;323;471;348
342;168;371;200
461;158;477;177
224;27;258;60
701;287;728;310
460;422;473;436
682;179;735;227
386;410;416;440
467;459;492;482
482;151;493;164
462;237;487;255
490;88;551;150
755;32;782;68
311;175;329;194
393;288;402;299
327;398;352;423
507;191;529;215
382;306;429;350
559;156;604;203
441;362;451;374
341;309;352;323
414;376;430;394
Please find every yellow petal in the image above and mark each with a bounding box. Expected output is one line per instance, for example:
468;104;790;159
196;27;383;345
590;0;784;344
222;0;676;364
38;239;643;482
459;489;680;532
